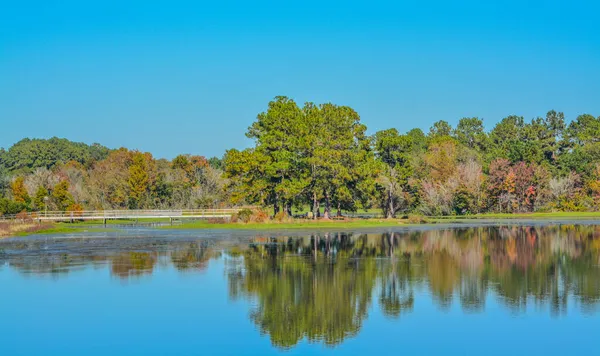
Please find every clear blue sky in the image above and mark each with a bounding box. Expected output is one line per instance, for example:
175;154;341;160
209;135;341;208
2;0;599;159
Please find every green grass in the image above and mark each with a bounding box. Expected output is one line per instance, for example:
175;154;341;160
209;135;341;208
13;223;117;236
67;218;171;225
163;211;600;230
10;211;600;236
290;205;382;216
432;211;600;220
162;219;412;230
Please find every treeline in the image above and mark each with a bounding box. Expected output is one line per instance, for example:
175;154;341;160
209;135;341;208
2;96;600;217
0;138;227;215
224;96;600;217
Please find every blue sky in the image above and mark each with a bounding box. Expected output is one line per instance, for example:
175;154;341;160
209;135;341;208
2;0;599;158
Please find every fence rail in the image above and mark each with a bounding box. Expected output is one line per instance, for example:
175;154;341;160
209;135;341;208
0;209;246;222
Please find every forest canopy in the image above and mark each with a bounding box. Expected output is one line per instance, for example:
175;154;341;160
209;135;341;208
2;97;600;217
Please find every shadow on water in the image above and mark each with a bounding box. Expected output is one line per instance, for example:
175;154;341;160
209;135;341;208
1;224;600;348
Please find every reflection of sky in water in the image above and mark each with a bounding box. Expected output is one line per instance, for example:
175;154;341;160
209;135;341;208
1;225;600;355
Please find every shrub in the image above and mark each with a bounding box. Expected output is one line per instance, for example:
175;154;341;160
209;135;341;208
16;210;32;222
453;189;475;215
236;208;253;223
274;211;287;222
250;208;269;223
67;203;84;217
0;198;29;216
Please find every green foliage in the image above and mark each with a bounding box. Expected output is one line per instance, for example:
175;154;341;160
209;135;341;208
453;117;488;151
0;197;28;215
33;186;49;210
52;180;74;211
429;120;452;138
452;188;475;215
224;148;273;206
227;96;378;217
566;114;600;146
208;156;223;170
374;129;415;217
1;102;599;218
0;137;110;174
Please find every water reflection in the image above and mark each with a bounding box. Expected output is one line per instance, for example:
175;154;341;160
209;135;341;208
1;225;600;348
111;252;157;278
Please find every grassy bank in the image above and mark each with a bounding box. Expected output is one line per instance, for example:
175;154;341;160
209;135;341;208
162;211;600;230
70;218;171;225
162;219;411;230
433;211;600;220
0;221;116;238
5;211;600;237
0;222;56;238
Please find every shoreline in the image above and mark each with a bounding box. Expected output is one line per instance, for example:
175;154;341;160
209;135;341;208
5;211;600;238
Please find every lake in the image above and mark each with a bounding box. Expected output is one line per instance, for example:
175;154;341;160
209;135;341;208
1;224;599;355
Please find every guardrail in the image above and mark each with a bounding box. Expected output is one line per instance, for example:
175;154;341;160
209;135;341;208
0;209;246;222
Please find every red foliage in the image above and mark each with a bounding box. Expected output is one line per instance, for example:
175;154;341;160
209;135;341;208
488;159;543;212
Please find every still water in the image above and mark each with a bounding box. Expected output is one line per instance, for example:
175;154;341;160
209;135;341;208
1;224;599;355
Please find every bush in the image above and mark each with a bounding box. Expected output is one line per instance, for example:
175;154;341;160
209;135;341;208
453;189;475;215
250;209;269;223
274;211;287;222
407;214;428;224
16;210;32;222
234;208;270;223
0;198;29;216
236;208;253;223
67;203;84;217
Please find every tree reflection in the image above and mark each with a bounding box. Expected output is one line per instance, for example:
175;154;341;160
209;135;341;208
111;252;156;279
2;224;600;349
228;239;377;348
222;226;600;347
378;256;414;318
170;242;215;271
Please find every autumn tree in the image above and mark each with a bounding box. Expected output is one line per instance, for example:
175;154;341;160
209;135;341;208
88;148;132;208
424;138;458;182
1;105;599;218
128;152;150;208
11;177;30;205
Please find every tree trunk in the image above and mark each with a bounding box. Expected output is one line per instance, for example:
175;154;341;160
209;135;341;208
312;192;319;220
336;202;342;217
286;202;292;217
323;191;331;219
273;195;280;217
387;189;395;219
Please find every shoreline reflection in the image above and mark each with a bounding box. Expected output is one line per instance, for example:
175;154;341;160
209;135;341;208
1;225;600;348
